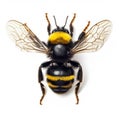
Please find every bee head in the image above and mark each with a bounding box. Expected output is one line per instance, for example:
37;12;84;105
51;16;69;34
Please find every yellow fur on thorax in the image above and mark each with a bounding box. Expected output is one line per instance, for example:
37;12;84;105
48;32;72;44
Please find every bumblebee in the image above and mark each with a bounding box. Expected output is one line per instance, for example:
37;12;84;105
7;13;112;105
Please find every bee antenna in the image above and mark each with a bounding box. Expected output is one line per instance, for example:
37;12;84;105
53;16;59;28
63;16;69;28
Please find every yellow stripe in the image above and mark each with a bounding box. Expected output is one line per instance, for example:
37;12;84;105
48;82;58;88
62;82;73;88
46;75;74;81
48;32;71;44
48;82;72;89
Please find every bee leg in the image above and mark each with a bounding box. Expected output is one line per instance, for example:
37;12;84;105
38;61;52;105
83;21;90;32
75;66;83;104
68;60;83;104
45;13;51;35
76;21;90;43
69;13;76;37
75;32;86;46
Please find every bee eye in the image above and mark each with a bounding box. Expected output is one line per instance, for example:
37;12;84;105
52;29;57;33
62;28;69;33
65;30;69;33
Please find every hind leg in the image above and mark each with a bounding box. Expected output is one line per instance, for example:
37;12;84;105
75;66;83;104
38;61;52;105
69;60;83;104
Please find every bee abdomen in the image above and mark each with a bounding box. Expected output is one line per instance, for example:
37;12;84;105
46;66;74;93
47;66;74;93
47;75;74;93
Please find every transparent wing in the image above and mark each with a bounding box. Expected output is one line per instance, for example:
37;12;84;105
7;20;49;54
71;20;112;54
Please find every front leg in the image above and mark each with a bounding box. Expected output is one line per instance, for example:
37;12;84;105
75;21;90;45
45;13;51;35
68;60;83;104
69;13;76;37
38;61;52;105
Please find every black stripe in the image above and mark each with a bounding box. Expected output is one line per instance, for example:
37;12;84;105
51;87;69;93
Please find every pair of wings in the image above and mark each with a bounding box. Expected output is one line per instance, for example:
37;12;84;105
7;20;112;55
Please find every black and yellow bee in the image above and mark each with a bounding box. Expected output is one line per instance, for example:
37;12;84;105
7;13;112;105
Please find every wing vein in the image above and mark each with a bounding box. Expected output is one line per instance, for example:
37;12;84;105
7;20;48;54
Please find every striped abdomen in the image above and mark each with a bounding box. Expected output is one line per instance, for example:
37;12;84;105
46;65;74;93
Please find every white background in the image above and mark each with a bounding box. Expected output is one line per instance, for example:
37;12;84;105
0;0;119;120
